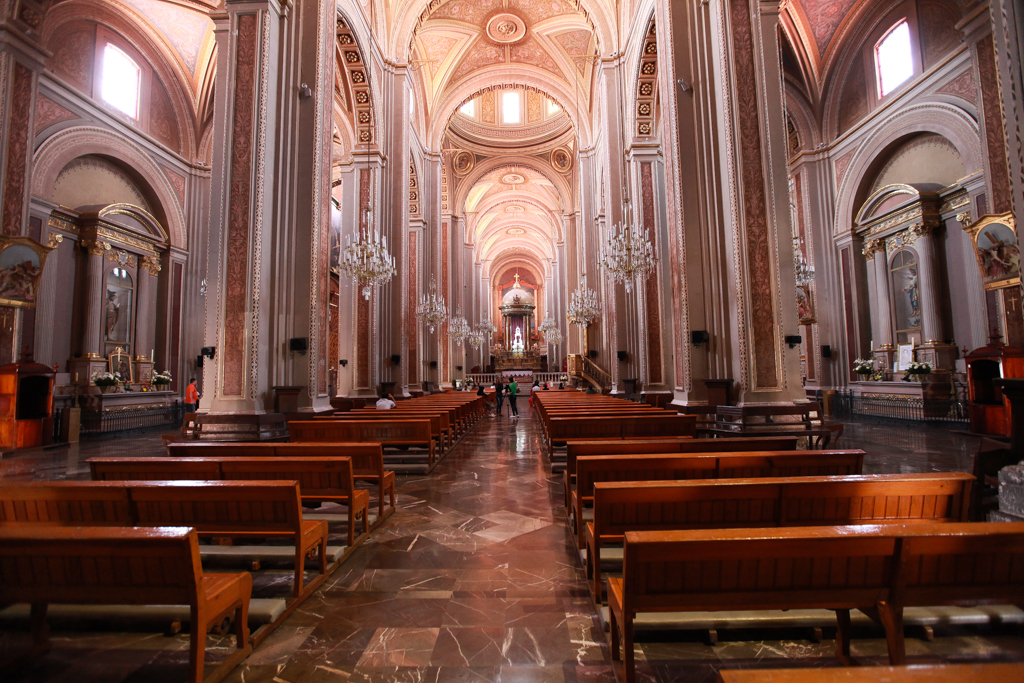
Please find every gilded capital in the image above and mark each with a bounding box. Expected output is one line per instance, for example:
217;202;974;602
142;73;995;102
141;254;162;276
81;239;110;256
861;239;884;259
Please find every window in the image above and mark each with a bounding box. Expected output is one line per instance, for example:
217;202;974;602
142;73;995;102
547;99;560;115
875;20;913;97
101;44;141;118
459;100;475;117
501;91;520;124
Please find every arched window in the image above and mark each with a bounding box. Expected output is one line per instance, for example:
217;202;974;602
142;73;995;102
875;20;914;97
101;44;141;119
501;90;521;124
459;100;475;117
890;250;921;344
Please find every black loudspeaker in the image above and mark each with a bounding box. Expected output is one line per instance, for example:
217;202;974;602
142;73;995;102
617;350;628;362
391;354;401;366
201;346;216;359
196;355;204;368
587;349;598;359
289;337;308;352
339;359;348;367
430;361;438;369
456;365;463;371
785;335;803;348
821;345;832;358
691;330;709;346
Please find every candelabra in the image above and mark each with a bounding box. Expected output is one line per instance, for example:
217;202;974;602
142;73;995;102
600;199;656;293
338;206;397;300
416;276;448;333
449;309;471;345
793;236;815;286
566;275;600;327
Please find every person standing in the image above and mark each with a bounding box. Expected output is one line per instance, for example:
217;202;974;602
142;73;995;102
494;380;505;417
529;380;539;408
185;378;200;413
508;378;519;418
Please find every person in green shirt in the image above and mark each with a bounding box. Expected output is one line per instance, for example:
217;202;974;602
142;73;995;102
507;379;519;417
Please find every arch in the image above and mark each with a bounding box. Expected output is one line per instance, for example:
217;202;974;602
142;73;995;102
41;0;203;159
452;155;576;217
832;102;981;236
627;11;658;141
32;126;188;248
336;11;378;148
429;72;594;149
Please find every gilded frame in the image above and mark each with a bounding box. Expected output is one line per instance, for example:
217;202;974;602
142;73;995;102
963;212;1021;291
0;236;53;309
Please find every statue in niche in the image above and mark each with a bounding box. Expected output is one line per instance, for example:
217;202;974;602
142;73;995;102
105;290;121;338
900;267;921;329
512;326;525;353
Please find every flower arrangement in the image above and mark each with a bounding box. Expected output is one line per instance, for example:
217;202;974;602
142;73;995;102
152;370;172;386
903;361;933;381
869;369;888;382
852;358;874;375
92;371;121;391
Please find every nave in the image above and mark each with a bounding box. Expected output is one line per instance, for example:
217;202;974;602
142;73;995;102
2;408;1022;683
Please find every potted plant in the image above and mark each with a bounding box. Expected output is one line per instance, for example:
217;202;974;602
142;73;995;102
152;370;172;389
92;371;120;394
903;361;933;382
852;358;874;376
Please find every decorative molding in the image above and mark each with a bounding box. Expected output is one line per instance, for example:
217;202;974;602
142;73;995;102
2;64;33;237
140;253;162;275
105;249;136;268
46;232;63;249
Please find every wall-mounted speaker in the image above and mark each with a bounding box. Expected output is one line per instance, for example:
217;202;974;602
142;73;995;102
617;350;628;362
456;365;463;371
391;354;401;366
289;337;308;353
587;349;598;359
785;335;803;348
429;361;438;369
821;345;832;358
691;330;709;347
201;346;216;359
339;359;348;367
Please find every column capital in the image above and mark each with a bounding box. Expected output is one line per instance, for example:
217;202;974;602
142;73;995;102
140;254;162;276
861;238;885;259
80;239;111;256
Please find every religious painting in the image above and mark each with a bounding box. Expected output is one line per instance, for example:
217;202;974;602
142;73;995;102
964;213;1021;290
108;346;133;383
551;147;573;173
453;151;474;176
104;267;134;347
796;285;816;324
0;236;52;309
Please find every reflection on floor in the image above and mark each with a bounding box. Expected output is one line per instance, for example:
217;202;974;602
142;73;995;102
2;409;1022;682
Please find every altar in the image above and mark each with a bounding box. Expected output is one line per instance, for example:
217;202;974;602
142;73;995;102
496;274;542;370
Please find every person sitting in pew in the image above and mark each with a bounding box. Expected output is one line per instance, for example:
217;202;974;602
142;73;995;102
376;393;396;410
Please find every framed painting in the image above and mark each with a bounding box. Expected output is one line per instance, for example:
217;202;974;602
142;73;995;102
897;343;915;371
964;212;1021;290
0;236;53;309
108;346;133;383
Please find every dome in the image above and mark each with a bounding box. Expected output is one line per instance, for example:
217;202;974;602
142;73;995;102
501;287;534;306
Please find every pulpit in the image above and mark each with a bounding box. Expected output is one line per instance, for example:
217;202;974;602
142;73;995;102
966;337;1024;436
0;360;55;449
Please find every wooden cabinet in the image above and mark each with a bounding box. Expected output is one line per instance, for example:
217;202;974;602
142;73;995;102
966;339;1024;436
0;361;55;449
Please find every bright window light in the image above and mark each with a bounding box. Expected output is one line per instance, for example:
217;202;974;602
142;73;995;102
875;21;913;97
101;44;141;118
502;91;520;124
460;100;475;117
547;99;560;115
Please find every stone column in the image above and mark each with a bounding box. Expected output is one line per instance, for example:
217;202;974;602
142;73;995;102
866;239;894;371
203;0;335;416
79;240;109;358
913;228;943;344
133;255;160;382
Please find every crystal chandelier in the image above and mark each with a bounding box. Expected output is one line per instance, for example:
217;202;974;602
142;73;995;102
338;206;397;300
793;237;815;287
566;275;600;327
467;329;486;357
538;316;558;336
416;276;448;333
449;309;471;345
600;199;656;293
545;326;564;346
477;316;497;338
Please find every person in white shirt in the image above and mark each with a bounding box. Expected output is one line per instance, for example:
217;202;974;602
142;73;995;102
376;393;396;409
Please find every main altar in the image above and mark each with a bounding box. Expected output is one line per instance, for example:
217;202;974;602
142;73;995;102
495;274;542;371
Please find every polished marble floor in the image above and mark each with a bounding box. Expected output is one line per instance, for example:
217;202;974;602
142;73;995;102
2;408;1023;682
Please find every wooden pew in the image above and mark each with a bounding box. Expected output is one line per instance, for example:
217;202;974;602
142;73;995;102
0;481;328;598
289;420;436;470
608;522;1024;683
324;411;450;452
547;415;697;458
0;525;252;683
87;456;370;547
166;442;395;520
563;436;801;507
570;450;867;545
717;662;1024;683
585;472;974;601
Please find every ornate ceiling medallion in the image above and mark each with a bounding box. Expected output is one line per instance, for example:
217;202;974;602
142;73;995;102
501;172;526;185
551;147;573;173
453;151;475;176
485;11;528;46
506;227;526;235
505;205;525;213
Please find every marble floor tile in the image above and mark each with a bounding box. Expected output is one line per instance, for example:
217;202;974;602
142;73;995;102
3;407;1024;682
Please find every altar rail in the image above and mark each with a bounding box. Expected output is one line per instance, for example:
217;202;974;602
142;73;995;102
831;391;968;424
467;372;565;385
75;403;187;436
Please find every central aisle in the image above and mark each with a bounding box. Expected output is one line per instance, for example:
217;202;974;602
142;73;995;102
228;402;614;681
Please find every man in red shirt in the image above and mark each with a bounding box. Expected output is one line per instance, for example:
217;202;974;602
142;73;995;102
185;378;200;412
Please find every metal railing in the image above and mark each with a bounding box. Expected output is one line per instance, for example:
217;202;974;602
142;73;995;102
831;391;968;424
79;403;187;436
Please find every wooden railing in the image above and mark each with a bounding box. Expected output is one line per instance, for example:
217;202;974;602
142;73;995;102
567;354;612;389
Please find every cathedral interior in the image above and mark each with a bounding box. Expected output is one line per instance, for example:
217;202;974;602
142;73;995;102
1;0;1024;681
